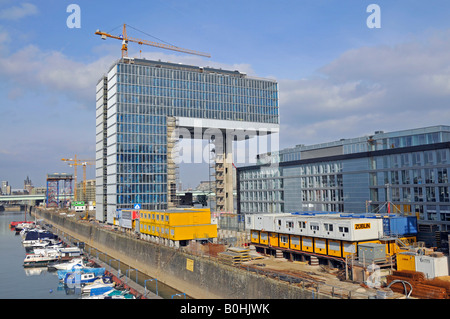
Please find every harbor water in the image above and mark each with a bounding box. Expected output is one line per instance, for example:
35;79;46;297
0;210;78;299
1;210;188;299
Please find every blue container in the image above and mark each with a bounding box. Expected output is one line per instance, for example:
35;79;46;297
383;216;417;236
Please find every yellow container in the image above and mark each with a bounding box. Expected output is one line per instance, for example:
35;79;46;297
327;239;342;257
314;238;327;255
140;208;212;227
139;208;216;241
169;224;217;241
290;235;301;250
260;231;269;245
396;252;416;271
342;241;357;258
301;236;314;252
269;233;279;247
279;234;289;249
251;230;260;244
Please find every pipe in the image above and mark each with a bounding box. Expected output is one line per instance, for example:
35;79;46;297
387;280;413;299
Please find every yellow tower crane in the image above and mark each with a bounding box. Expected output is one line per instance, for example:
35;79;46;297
95;24;211;58
61;155;95;202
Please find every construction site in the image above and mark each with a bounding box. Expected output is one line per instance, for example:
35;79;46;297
32;23;450;300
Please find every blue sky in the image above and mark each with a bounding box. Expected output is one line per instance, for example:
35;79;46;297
1;1;450;189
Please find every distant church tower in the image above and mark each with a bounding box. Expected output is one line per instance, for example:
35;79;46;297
24;176;33;194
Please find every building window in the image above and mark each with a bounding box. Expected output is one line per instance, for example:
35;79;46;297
424;151;434;165
436;149;448;164
412;152;421;166
412;169;423;184
414;187;424;202
401;170;410;184
439;187;449;202
426;187;436;202
425;168;435;184
437;168;448;183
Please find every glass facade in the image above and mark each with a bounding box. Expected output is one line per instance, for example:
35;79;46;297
115;60;278;124
96;58;279;223
238;125;450;231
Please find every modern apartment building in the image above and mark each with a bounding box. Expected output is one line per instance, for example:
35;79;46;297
237;125;450;231
96;57;279;223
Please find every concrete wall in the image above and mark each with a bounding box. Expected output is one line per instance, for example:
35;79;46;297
36;209;330;299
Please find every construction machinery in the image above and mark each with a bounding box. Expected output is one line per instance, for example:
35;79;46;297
61;155;94;202
95;24;211;58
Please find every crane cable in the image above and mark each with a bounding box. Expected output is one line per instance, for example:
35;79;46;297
126;24;179;48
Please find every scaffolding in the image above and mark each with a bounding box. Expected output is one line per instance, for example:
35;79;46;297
167;116;179;208
46;173;73;208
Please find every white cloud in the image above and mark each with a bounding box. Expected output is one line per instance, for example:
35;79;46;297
277;30;450;148
0;45;257;110
0;45;116;107
0;2;38;20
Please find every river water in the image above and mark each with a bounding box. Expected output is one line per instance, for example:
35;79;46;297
0;210;188;299
0;210;78;299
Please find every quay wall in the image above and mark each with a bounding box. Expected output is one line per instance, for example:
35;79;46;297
36;209;330;299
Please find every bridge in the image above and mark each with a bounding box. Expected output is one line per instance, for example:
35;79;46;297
0;191;236;204
0;194;47;202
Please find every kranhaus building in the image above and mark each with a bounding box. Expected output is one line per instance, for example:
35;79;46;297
96;57;279;223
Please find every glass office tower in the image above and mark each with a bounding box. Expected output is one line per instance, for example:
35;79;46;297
237;125;450;231
96;57;279;223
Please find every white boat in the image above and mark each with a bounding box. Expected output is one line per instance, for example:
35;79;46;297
23;254;59;268
15;222;35;231
82;289;135;299
57;267;105;280
58;247;83;260
65;273;111;287
48;257;86;271
22;230;58;247
30;239;61;250
81;279;115;295
33;248;60;258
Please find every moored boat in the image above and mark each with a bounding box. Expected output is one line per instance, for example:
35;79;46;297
64;272;111;287
57;267;106;281
82;288;136;299
23;254;60;268
58;247;83;261
10;221;34;230
22;230;58;247
48;257;88;271
15;222;35;232
81;277;115;295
